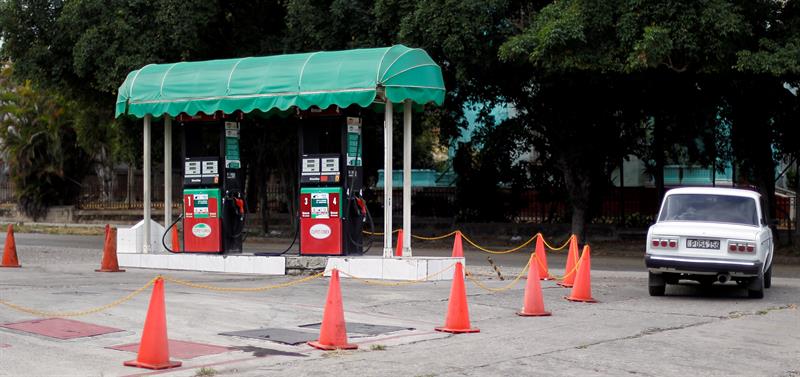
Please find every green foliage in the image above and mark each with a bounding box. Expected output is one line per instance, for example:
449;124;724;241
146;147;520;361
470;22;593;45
736;0;800;76
0;66;91;219
1;0;798;232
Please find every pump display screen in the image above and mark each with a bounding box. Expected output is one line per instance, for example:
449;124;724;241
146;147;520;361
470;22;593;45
301;154;340;183
184;157;220;186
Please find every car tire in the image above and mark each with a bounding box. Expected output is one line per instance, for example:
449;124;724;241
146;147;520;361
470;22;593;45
747;274;765;299
764;264;772;289
649;272;666;296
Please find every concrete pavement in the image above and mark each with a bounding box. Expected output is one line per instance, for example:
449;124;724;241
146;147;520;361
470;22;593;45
0;233;798;376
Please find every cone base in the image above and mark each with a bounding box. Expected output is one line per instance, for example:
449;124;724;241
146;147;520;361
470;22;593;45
564;295;597;303
0;265;20;268
557;282;574;288
124;359;182;370
539;277;554;281
307;340;358;351
516;310;551;317
435;326;480;334
95;268;125;272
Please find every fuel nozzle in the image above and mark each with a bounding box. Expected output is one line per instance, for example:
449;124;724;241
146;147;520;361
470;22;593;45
355;197;367;218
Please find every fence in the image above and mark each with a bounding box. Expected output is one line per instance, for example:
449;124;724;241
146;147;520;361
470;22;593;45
1;170;795;229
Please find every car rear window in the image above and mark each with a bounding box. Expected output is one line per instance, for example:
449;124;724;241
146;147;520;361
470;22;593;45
658;194;758;226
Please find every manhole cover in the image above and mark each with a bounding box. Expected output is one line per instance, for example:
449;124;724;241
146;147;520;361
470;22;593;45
0;318;123;340
299;322;414;336
108;340;231;359
219;328;319;345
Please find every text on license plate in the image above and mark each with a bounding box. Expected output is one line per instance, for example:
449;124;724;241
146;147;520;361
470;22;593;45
686;239;720;249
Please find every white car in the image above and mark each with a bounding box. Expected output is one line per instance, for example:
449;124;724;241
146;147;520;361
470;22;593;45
645;187;774;298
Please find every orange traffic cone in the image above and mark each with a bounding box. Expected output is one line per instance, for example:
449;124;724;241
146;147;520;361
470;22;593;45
557;236;579;288
451;231;464;258
565;245;597;303
1;224;20;268
517;253;551;316
534;235;553;280
97;226;124;272
124;277;181;369
308;269;358;350
171;226;180;252
395;229;404;257
435;262;479;333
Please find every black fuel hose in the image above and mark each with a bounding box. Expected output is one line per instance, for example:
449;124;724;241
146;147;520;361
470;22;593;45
162;214;184;254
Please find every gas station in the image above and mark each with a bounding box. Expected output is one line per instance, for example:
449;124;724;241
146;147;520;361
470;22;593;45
113;45;461;279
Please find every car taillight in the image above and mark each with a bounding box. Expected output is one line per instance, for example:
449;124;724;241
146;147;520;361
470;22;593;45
651;238;678;249
728;241;756;253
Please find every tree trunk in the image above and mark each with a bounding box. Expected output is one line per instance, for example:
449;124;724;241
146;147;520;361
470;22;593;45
571;204;587;244
619;156;625;226
558;155;592;243
259;169;269;235
95;146;113;202
653;119;666;204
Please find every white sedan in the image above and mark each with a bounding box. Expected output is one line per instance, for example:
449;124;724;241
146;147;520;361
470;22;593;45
645;187;774;298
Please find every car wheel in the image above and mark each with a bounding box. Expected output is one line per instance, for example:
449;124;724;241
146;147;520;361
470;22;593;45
747;274;765;299
764;264;772;289
649;272;666;296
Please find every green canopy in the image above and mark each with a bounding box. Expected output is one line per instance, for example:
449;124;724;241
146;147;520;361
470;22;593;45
115;45;445;118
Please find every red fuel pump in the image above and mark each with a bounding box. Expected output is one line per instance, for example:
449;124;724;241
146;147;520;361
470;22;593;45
297;109;368;255
163;112;245;254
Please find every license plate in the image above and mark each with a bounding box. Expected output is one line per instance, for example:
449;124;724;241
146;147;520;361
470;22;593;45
686;239;720;250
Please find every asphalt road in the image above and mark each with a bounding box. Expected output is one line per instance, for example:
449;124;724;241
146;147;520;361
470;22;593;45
1;232;798;376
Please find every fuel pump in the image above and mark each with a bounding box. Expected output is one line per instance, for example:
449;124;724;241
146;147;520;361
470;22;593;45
165;112;245;254
298;107;369;255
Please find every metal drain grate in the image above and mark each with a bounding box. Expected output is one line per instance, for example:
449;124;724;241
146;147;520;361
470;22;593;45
219;328;319;345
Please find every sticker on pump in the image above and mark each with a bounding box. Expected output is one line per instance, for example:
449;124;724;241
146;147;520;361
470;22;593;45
192;223;212;238
310;193;330;218
309;224;332;240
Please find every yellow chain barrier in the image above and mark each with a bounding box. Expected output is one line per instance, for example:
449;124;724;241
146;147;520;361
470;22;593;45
539;248;584;281
338;263;457;286
364;229;576;255
460;232;538;254
411;230;459;241
0;277;158;317
0;236;583;317
161;271;325;292
465;255;532;293
542;234;575;251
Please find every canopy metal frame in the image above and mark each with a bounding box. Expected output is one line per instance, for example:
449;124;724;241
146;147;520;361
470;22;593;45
123;46;444;257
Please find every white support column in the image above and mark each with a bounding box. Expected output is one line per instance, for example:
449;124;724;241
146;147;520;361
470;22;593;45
143;114;152;253
164;115;172;232
383;100;394;258
402;100;412;257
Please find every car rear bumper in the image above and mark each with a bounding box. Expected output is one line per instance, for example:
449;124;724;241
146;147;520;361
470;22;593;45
645;255;762;275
